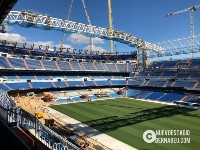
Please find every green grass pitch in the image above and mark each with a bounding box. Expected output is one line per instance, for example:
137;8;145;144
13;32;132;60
50;98;200;150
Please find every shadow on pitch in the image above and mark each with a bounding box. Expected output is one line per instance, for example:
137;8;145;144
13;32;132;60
70;105;197;137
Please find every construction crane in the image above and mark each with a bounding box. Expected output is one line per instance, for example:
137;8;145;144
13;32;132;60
108;0;114;53
165;4;200;57
82;0;93;53
60;0;93;52
59;0;74;50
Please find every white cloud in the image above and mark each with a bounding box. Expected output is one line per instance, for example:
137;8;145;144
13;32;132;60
0;33;26;43
0;33;73;49
67;33;104;45
83;45;106;52
93;37;104;44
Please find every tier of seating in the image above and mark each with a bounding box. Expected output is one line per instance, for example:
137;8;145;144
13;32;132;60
128;89;187;103
132;70;200;80
0;79;128;91
1;76;194;92
149;59;194;69
0;72;126;80
123;58;200;104
1;51;200;105
127;58;200;90
0;56;134;72
128;78;199;89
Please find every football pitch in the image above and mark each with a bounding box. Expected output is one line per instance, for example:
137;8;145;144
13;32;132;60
50;98;200;150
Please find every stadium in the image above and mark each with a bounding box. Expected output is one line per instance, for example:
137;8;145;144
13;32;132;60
0;0;199;150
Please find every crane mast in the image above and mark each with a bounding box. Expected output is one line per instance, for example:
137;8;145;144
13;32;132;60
166;5;200;58
189;9;194;55
108;0;114;53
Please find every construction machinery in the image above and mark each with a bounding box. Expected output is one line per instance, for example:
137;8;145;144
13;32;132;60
35;112;43;119
42;93;53;102
59;0;94;52
82;0;93;52
165;5;200;57
117;89;124;95
108;0;114;53
59;0;74;50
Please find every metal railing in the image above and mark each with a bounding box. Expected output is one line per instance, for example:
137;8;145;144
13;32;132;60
0;89;80;150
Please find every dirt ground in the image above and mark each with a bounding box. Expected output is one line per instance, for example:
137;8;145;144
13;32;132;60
13;88;119;150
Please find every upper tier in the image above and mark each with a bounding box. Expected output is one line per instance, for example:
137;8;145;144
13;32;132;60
0;56;135;72
148;58;200;69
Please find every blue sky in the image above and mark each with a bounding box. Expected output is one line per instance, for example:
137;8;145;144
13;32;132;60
1;0;200;60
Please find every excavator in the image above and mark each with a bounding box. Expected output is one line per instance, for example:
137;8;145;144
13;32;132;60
41;93;53;102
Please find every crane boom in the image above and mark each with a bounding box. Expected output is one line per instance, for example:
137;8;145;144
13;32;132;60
166;5;200;17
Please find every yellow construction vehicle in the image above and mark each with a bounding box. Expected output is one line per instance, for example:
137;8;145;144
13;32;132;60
35;112;43;119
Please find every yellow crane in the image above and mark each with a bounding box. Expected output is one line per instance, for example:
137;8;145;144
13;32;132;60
108;0;114;53
166;5;200;57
